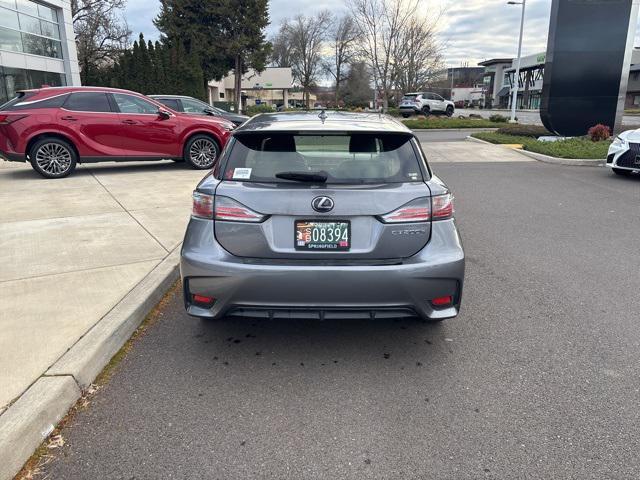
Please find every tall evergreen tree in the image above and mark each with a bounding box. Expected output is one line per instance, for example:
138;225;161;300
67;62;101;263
155;0;271;110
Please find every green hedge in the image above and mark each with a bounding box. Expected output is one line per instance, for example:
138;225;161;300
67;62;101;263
402;117;503;129
245;104;276;116
472;132;611;159
496;124;552;137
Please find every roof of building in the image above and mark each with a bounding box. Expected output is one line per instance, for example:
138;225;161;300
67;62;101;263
234;111;412;134
478;58;513;66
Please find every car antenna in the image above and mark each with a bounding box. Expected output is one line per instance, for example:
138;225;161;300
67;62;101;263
318;109;327;124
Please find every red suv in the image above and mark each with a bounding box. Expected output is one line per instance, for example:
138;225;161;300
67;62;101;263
0;86;233;178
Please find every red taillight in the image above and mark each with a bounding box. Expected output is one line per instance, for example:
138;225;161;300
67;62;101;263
192;191;213;219
380;198;431;223
214;196;265;223
431;296;452;307
432;193;454;220
0;114;27;125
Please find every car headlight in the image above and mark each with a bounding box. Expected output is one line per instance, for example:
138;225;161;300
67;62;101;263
611;136;626;148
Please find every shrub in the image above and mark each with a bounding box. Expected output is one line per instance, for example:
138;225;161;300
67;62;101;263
488;114;508;123
587;124;611;142
245;104;275;116
496;124;552;137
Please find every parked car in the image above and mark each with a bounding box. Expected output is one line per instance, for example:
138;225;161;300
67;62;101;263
399;92;455;118
606;130;640;176
0;86;233;178
180;111;465;322
149;95;249;126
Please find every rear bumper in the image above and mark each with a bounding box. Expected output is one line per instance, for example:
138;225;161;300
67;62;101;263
180;218;465;321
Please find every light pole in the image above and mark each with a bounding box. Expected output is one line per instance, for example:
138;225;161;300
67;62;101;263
508;0;526;123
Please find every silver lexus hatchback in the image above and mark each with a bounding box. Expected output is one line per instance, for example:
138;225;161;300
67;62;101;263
180;111;464;322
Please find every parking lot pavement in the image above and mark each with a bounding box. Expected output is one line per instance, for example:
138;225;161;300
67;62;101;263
0;161;205;412
39;162;640;479
421;138;530;163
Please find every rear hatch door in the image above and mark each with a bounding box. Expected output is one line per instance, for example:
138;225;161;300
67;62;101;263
214;131;432;260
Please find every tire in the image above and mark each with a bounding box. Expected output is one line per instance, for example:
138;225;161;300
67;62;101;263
612;168;633;176
29;137;77;179
184;134;220;170
446;106;454;117
401;113;411;118
421;106;431;116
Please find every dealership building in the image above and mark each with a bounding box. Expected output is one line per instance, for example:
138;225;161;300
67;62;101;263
480;50;640;110
0;0;80;104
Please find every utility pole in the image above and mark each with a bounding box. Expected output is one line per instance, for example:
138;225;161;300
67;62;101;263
508;0;526;123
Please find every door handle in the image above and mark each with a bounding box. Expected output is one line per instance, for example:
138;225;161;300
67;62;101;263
122;119;137;125
60;115;77;121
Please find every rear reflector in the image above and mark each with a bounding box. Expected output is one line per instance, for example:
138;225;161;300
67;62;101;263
192;294;215;305
431;296;453;307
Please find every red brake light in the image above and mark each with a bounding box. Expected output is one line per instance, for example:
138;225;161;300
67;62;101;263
192;191;213;219
432;193;454;220
192;294;215;305
0;114;25;125
214;196;265;223
380;198;430;223
380;194;453;223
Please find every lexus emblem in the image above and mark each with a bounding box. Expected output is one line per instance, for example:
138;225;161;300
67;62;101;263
312;196;334;213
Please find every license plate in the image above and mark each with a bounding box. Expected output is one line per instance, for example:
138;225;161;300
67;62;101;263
295;220;350;251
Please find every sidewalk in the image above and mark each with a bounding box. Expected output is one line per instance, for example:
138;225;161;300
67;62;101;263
0;160;204;414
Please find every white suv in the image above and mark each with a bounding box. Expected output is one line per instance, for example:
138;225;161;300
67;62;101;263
399;92;455;118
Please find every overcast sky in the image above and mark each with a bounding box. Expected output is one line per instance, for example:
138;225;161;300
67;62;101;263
124;0;638;68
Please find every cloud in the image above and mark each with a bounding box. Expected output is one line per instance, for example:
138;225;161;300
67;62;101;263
124;0;640;67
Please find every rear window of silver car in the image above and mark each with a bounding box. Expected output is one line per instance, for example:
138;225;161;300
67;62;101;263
223;133;424;184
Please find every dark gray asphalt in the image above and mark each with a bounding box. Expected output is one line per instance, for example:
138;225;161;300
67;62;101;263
43;163;640;480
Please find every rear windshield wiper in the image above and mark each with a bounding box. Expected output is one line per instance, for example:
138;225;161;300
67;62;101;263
275;171;328;182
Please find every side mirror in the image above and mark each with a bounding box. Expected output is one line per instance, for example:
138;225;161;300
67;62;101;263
203;107;216;116
158;108;171;120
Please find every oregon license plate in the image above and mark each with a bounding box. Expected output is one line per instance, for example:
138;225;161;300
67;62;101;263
295;220;350;251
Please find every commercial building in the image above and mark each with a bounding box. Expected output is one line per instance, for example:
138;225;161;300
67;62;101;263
0;0;80;104
480;49;640;110
208;67;316;110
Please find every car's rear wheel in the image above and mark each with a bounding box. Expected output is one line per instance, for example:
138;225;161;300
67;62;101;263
612;167;633;176
446;106;454;117
401;113;411;118
184;134;219;169
29;137;77;179
422;106;431;116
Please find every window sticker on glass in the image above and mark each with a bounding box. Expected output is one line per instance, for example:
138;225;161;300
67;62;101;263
408;172;419;180
233;167;252;179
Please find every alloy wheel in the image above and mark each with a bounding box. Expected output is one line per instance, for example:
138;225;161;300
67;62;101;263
35;143;73;176
189;138;217;168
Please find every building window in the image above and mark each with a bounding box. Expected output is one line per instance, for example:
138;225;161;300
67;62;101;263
219;92;225;99
633;95;640;106
0;65;66;103
0;0;62;59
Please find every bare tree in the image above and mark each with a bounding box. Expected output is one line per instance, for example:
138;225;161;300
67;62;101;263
270;20;293;68
394;16;444;98
286;12;331;108
72;0;130;85
349;0;418;110
323;15;360;106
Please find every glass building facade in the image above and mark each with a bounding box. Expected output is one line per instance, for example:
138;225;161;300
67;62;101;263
0;0;73;103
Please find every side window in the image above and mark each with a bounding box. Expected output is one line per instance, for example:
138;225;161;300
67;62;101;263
112;93;158;114
434;94;444;101
181;98;208;114
424;93;434;100
157;98;181;111
63;93;112;112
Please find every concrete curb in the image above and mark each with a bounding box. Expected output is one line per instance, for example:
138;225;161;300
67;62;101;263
0;377;80;480
0;247;180;480
465;136;604;166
